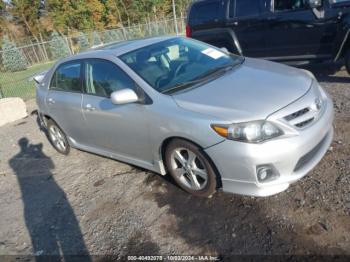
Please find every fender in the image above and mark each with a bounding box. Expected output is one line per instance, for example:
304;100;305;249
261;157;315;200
334;14;350;61
191;27;243;56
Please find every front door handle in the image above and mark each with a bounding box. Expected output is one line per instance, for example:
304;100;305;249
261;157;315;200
48;98;55;104
84;104;96;111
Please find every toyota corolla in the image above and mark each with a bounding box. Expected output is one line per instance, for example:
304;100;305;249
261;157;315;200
35;36;334;197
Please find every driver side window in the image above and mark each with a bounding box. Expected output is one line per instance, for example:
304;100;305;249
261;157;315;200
274;0;309;11
84;59;135;97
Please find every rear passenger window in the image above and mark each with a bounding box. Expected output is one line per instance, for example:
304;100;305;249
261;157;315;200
274;0;309;11
84;59;135;97
50;62;81;92
231;0;261;17
191;2;222;24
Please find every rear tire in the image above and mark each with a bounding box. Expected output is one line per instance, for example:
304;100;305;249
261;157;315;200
47;119;70;155
165;139;218;198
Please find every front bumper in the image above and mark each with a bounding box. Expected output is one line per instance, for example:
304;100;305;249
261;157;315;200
205;95;334;197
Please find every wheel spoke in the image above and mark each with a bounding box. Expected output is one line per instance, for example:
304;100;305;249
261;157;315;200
56;131;63;140
174;150;187;167
188;172;201;190
52;127;58;136
173;167;186;178
187;150;196;166
58;139;66;150
192;167;207;180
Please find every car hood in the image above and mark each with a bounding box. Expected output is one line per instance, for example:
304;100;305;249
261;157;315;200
172;58;312;122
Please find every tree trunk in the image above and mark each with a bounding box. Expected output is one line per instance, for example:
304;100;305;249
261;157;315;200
30;40;40;64
39;33;49;61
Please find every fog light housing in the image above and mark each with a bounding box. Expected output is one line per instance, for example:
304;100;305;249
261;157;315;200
256;165;279;183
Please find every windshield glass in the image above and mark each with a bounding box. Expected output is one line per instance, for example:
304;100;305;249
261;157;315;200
119;37;243;94
330;0;350;4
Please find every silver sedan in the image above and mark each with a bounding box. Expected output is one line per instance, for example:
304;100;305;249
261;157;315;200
35;36;334;197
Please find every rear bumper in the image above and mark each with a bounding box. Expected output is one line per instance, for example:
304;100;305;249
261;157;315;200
205;96;334;197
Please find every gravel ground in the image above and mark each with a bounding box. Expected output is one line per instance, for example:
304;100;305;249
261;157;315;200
0;67;349;260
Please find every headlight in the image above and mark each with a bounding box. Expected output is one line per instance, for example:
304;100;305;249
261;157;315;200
211;121;283;143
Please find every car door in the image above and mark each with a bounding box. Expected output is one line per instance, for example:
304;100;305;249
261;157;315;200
46;60;90;146
189;0;227;47
81;58;152;164
227;0;267;57
263;0;339;59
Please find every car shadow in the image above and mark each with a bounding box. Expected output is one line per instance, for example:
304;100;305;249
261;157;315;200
9;138;90;261
144;173;347;259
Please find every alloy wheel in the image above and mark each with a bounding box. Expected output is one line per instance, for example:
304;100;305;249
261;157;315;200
49;125;67;152
170;148;208;191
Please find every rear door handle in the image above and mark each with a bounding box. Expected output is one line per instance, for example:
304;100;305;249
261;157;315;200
48;98;55;104
84;104;96;111
227;21;239;26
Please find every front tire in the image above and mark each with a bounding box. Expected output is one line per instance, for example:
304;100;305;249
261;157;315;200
47;119;70;155
165;139;218;198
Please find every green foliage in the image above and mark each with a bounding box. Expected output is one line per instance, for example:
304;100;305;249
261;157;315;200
77;32;90;51
4;0;193;38
91;32;102;46
49;31;71;59
10;0;42;36
1;35;27;72
0;1;5;11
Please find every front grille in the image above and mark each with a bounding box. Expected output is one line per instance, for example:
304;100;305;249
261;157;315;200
285;108;310;121
284;102;321;129
294;134;328;172
295;118;314;128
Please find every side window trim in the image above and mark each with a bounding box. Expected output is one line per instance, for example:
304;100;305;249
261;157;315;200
82;58;136;98
229;0;263;19
49;60;83;94
272;0;310;13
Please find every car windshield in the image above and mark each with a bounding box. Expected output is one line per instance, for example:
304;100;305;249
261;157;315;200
119;38;243;94
331;0;349;2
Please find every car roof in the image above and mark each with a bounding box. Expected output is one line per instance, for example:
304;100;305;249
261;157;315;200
61;36;177;63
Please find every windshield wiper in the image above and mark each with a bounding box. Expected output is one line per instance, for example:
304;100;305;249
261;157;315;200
162;64;235;95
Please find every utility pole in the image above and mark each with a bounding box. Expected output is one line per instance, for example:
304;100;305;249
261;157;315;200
172;0;179;35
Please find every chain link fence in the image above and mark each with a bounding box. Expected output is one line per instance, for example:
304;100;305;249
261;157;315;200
0;17;186;100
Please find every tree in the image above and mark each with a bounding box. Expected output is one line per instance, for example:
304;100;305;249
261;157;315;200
77;32;89;51
1;35;27;72
85;0;105;30
0;1;7;37
47;0;106;33
49;31;70;59
3;0;193;41
47;0;91;32
91;31;102;46
102;0;120;29
10;0;42;39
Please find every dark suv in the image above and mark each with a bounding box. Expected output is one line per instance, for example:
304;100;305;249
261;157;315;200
187;0;350;73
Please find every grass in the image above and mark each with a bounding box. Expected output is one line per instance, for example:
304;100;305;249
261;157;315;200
0;62;56;100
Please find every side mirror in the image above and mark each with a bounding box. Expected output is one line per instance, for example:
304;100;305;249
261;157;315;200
111;89;139;105
308;0;322;9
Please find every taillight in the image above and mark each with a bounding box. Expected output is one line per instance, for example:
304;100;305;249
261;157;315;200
186;25;191;37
